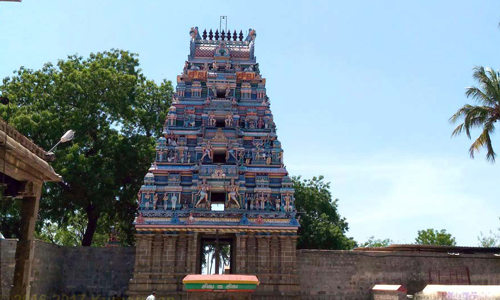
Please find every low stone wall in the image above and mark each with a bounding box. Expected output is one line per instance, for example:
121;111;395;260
0;239;135;299
0;239;16;299
2;240;500;300
298;249;500;300
62;245;135;296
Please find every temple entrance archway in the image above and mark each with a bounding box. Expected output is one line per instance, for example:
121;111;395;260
199;232;235;275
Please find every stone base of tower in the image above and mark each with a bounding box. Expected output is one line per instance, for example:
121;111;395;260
128;230;300;300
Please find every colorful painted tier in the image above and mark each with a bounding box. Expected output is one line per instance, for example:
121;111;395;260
134;26;298;232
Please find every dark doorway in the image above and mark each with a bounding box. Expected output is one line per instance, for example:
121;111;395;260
217;90;225;98
210;191;225;211
213;152;226;163
200;236;233;275
216;119;225;127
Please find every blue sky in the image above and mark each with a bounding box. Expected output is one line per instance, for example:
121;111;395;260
1;0;499;246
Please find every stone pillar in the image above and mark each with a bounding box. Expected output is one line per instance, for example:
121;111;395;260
151;234;163;273
291;235;298;273
257;235;270;274
279;235;292;274
247;233;257;274
176;232;187;273
161;235;170;273
235;233;248;274
166;234;178;274
270;233;280;274
186;232;197;273
10;192;40;300
240;234;248;274
144;235;154;272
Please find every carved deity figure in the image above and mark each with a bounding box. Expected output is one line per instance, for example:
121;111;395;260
212;61;218;70
266;154;272;165
170;193;178;211
203;62;209;70
153;193;159;210
225;61;232;70
225;87;231;98
275;196;281;212
226;149;237;162
278;151;284;164
184;113;195;127
189;27;198;41
257;192;266;210
238;151;245;165
137;191;142;205
212;165;225;178
225;113;233;127
208;111;217;127
200;142;213;162
167;150;177;163
187;212;195;224
167;133;177;146
264;116;271;129
248;120;256;129
245;151;252;164
249;195;255;210
167;109;177;126
257;117;264;129
195;179;210;208
212;86;217;98
226;179;241;209
284;193;293;212
180;150;185;163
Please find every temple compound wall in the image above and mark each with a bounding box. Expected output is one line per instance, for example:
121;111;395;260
298;249;500;300
3;240;500;300
0;240;135;299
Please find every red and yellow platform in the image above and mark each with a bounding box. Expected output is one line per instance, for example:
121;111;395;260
183;274;259;293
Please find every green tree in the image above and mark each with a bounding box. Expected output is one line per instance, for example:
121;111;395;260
360;236;393;248
35;211;111;246
0;49;173;246
415;229;457;246
477;218;500;247
450;66;500;162
478;231;499;248
293;176;356;250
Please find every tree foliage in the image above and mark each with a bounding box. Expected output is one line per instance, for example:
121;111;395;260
359;236;393;248
0;49;173;246
478;231;499;248
477;218;500;247
293;176;356;250
450;66;500;162
415;228;457;246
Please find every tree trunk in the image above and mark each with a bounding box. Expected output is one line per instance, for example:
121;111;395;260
81;203;100;246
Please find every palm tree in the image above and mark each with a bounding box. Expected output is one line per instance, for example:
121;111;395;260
450;66;500;162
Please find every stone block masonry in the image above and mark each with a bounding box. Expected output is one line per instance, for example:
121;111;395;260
2;240;500;300
0;239;135;299
298;249;500;300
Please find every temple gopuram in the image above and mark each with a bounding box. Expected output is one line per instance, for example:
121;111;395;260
128;26;300;300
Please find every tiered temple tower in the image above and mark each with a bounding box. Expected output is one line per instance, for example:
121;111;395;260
128;26;300;299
